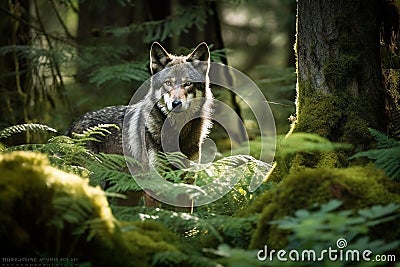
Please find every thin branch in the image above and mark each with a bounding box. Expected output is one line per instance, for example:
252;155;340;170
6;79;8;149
0;5;75;45
66;0;79;14
33;0;66;92
49;0;74;40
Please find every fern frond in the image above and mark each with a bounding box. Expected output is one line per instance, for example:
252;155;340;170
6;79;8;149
89;62;150;86
71;124;119;144
105;6;208;43
210;48;229;63
3;135;96;177
112;205;259;249
85;153;141;192
369;128;399;149
0;123;57;139
350;129;400;180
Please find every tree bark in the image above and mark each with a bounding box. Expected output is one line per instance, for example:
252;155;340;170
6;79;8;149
293;0;386;152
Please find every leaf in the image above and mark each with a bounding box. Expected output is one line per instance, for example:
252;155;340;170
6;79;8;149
0;123;57;139
350;129;400;180
89;62;150;86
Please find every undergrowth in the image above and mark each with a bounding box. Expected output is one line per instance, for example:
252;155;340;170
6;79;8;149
351;128;400;181
0;123;399;266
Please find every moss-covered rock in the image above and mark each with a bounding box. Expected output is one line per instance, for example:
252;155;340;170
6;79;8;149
0;151;178;266
249;165;400;250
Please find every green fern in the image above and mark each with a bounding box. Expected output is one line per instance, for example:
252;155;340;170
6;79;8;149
89;62;150;86
112;205;259;250
350;128;400;180
105;6;208;43
272;200;400;254
0;123;57;139
210;48;229;63
4;136;94;177
88;47;226;87
87;153;141;192
207;201;400;267
0;45;73;71
1;124;131;186
71;124;119;145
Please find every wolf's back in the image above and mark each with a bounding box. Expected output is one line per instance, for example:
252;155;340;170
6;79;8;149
67;105;127;154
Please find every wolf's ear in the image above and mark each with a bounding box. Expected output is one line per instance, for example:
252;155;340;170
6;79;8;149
187;42;210;75
150;42;171;75
187;42;210;62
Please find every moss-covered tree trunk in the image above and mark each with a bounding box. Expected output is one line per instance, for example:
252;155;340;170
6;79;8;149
293;0;386;152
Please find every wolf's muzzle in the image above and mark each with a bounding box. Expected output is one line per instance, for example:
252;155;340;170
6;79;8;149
172;100;182;108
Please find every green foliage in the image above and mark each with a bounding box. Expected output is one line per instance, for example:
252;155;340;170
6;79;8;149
1;124;131;187
106;6;208;43
89;62;150;87
205;244;264;267
277;133;352;158
263;132;351;179
87;47;227;87
350;128;400;180
1;124;399;266
0;123;57;139
0;151;179;266
0;44;73;69
252;66;296;134
109;151;273;214
232;132;351;180
88;153;141;192
272;200;400;252
208;202;400;267
71;124;120;144
249;165;400;250
112;205;259;251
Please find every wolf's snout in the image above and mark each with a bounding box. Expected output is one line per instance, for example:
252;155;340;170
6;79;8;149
172;100;182;108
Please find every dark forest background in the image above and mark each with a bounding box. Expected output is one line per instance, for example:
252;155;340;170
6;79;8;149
0;0;296;147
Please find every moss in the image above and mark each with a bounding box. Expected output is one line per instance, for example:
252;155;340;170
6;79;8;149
323;55;359;90
249;165;400;250
0;151;179;266
291;83;374;171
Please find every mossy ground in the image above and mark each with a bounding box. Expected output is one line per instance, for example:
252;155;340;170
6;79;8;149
0;151;179;266
248;165;400;250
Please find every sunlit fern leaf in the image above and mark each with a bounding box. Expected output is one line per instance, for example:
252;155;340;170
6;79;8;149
3;135;96;177
71;124;119;145
0;123;57;139
156;153;272;202
111;205;259;250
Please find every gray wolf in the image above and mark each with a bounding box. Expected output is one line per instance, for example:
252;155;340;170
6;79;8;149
67;42;213;205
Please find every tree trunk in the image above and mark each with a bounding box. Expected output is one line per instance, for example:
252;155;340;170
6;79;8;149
293;0;386;153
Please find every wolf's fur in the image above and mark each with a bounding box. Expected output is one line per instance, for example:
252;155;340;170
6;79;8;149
68;42;213;173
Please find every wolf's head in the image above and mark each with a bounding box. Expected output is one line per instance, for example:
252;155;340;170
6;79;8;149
149;42;211;114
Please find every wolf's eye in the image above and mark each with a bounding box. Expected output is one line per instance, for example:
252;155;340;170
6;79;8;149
184;81;192;87
165;81;172;86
